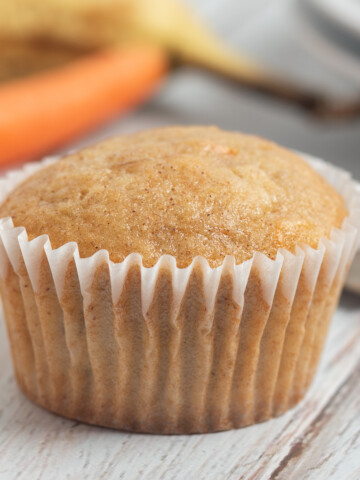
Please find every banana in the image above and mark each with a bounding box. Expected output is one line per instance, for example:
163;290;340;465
0;0;263;82
0;0;330;114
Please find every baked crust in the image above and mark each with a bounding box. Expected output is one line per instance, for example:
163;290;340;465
0;126;347;267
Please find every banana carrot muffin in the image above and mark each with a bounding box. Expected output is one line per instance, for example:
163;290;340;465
0;126;358;434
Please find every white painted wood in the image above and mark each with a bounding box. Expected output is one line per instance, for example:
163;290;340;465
0;290;359;480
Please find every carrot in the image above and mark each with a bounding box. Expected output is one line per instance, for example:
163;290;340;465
0;45;168;166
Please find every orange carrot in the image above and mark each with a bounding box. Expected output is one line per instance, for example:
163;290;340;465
0;45;168;166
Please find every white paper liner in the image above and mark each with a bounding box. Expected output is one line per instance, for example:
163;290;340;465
0;152;359;433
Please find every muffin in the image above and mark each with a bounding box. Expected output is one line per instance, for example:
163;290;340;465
0;126;358;434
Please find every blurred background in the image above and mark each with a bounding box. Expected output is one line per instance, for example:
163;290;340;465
96;0;360;174
0;0;360;178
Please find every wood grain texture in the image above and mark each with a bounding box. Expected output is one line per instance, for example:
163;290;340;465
0;290;359;480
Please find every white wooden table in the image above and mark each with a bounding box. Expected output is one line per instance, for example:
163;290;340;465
1;0;360;478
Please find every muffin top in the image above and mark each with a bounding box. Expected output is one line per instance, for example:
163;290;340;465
0;126;347;267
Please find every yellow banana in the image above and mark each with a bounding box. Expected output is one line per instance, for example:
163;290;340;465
0;0;263;82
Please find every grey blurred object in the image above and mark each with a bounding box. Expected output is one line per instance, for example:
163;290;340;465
302;0;360;50
346;252;360;293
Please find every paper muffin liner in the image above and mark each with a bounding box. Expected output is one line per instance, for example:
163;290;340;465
0;154;359;434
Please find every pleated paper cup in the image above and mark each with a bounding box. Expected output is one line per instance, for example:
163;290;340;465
0;154;359;434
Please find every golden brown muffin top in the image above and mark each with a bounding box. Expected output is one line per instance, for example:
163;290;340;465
0;126;347;267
